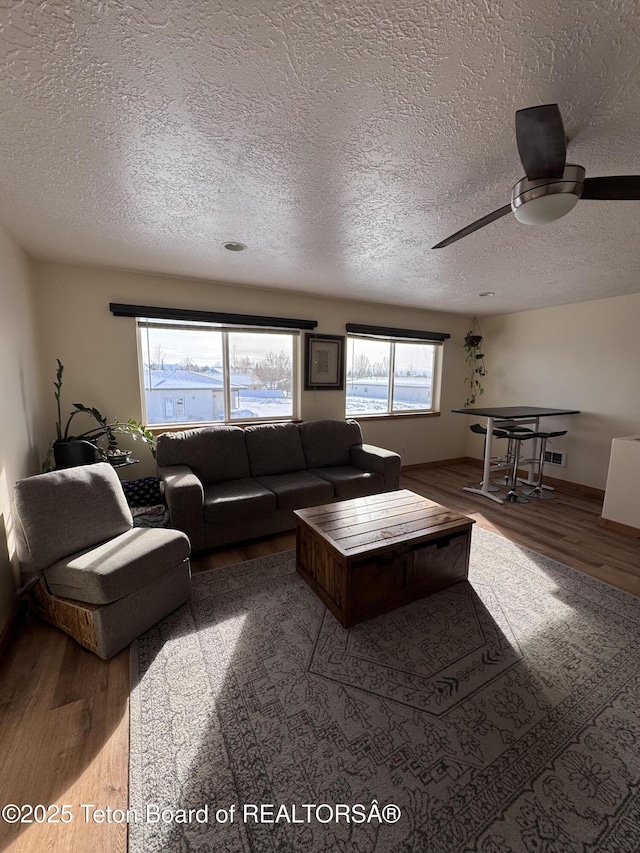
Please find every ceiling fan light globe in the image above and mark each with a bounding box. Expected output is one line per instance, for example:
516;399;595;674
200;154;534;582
513;192;581;225
511;164;585;225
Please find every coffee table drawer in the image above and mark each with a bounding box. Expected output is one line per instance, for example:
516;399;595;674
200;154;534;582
410;530;470;593
350;551;411;620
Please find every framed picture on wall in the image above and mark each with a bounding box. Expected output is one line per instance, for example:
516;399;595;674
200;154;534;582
304;333;345;390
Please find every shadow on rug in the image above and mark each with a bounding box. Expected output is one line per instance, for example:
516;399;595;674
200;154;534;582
130;527;640;852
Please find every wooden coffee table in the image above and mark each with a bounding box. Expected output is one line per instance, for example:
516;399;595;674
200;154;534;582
294;489;474;628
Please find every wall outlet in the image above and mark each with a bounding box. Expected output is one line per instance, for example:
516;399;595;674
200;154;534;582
400;446;406;455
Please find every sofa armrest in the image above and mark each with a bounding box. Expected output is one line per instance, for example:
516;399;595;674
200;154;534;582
350;444;401;490
158;464;205;551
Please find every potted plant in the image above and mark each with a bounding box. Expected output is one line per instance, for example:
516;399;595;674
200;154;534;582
463;317;487;407
43;359;155;470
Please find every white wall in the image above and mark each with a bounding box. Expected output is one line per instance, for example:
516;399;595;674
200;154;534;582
32;262;473;476
0;227;46;636
2;250;634;637
468;294;640;490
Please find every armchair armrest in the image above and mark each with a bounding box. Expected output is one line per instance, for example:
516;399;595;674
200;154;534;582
158;464;205;551
350;444;401;491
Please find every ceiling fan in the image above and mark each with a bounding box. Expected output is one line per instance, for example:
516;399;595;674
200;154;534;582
432;103;640;249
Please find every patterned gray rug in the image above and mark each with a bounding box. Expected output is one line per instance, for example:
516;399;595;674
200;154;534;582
129;527;640;852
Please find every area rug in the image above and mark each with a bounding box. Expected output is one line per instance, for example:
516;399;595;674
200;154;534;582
129;528;640;852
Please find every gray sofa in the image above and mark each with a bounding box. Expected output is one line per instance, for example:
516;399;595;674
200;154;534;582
157;419;401;551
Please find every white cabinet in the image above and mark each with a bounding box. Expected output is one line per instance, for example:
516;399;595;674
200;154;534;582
602;436;640;532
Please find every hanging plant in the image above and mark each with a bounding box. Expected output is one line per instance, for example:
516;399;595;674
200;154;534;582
463;316;487;407
464;331;483;348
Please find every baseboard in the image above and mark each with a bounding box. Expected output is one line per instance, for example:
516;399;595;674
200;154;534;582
542;474;605;500
0;600;23;659
598;516;640;538
401;457;467;472
464;457;605;500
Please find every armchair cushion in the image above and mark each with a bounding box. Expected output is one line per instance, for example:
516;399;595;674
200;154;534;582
310;467;385;499
299;419;363;468
204;479;276;523
44;527;191;605
14;462;132;580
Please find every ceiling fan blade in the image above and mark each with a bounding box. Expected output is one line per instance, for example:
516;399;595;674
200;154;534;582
432;204;512;249
581;176;640;200
515;104;566;180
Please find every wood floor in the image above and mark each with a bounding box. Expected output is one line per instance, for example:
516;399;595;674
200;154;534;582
1;461;638;852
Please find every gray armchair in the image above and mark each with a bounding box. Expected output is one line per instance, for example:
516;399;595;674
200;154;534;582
13;462;191;659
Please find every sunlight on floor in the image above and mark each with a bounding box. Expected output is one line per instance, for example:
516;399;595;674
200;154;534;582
134;611;248;849
470;519;582;650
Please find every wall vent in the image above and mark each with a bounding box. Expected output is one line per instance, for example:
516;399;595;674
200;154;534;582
544;449;566;467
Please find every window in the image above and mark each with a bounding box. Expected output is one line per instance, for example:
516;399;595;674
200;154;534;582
137;319;298;426
163;398;175;420
345;335;442;417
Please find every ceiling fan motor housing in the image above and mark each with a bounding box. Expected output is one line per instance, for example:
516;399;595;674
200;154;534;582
511;165;586;225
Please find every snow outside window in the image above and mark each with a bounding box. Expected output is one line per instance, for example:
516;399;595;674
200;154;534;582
345;335;440;416
137;319;297;426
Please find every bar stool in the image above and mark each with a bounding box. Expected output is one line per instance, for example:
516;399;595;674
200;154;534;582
522;430;568;499
469;422;533;490
492;427;536;503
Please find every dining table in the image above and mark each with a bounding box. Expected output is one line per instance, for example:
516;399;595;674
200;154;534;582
451;406;581;504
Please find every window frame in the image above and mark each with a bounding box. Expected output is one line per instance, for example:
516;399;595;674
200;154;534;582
345;333;443;419
136;319;301;429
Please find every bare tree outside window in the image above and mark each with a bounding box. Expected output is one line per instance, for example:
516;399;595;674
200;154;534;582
253;351;292;394
151;345;166;370
229;345;253;374
347;353;371;380
372;356;389;377
179;357;200;372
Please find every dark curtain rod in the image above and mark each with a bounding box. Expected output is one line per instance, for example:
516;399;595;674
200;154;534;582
110;303;318;330
346;322;450;342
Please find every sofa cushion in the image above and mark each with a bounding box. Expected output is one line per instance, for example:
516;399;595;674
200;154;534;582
156;426;250;484
245;423;307;477
299;419;363;469
44;527;191;605
14;463;133;575
204;478;276;523
255;471;334;511
310;466;386;499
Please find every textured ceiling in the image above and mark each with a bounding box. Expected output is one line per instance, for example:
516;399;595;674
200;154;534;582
1;0;640;315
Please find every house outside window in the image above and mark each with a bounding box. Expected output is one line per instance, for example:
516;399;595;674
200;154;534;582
137;319;298;426
345;335;442;417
